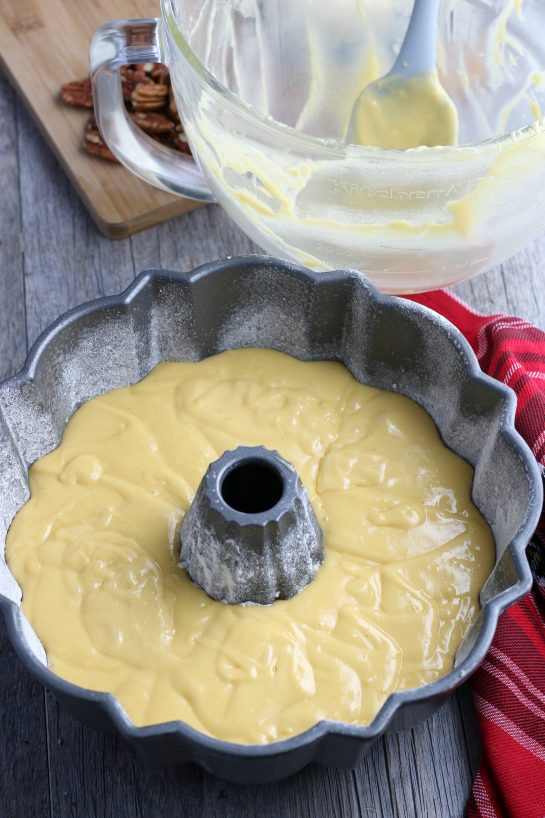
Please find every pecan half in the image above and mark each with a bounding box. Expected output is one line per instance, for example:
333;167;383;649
83;124;117;162
150;63;170;84
60;63;194;164
61;79;93;109
121;66;153;102
85;113;97;131
168;87;179;120
131;83;169;111
162;125;192;155
131;111;174;135
173;135;192;155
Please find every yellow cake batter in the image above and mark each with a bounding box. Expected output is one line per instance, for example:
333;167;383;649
349;69;460;150
6;349;495;744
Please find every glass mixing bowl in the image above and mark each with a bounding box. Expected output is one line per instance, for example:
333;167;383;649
90;0;545;293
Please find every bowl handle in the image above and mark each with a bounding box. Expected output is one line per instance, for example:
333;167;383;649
89;18;215;202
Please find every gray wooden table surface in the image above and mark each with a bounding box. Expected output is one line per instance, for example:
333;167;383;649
1;68;544;818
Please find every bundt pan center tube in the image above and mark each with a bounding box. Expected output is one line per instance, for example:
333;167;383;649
180;445;323;605
0;256;541;784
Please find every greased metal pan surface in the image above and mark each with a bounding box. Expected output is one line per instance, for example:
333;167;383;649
0;257;541;783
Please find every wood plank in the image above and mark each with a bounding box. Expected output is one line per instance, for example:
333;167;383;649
46;698;371;818
0;0;203;238
0;619;51;818
0;71;51;818
129;199;259;273
332;695;476;818
454;232;545;330
0;75;26;380
457;684;482;779
16;97;135;339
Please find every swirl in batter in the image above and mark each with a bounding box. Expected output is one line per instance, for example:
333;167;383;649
6;349;494;743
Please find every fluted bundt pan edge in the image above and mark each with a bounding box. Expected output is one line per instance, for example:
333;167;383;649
0;256;541;784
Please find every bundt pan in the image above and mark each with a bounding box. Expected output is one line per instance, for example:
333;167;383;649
0;257;541;784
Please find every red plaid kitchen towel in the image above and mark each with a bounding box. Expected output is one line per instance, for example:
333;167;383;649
407;290;545;818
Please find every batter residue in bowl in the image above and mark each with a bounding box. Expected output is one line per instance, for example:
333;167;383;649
6;349;494;744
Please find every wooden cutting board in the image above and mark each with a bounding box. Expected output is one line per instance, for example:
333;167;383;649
0;0;204;238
